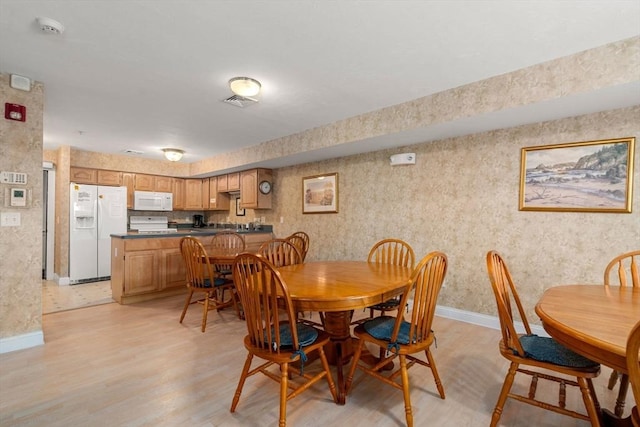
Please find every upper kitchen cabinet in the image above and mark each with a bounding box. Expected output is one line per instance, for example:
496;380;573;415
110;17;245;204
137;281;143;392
155;176;173;193
122;173;135;208
70;167;98;184
71;167;122;186
134;174;155;191
217;174;228;192
184;178;209;210
227;172;240;191
97;170;122;186
172;178;185;210
216;172;240;193
240;168;272;209
134;174;173;192
207;177;230;210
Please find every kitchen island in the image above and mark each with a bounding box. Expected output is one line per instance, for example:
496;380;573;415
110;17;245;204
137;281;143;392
110;229;273;304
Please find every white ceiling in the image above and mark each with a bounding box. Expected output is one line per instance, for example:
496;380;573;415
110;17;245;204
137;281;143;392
1;1;639;169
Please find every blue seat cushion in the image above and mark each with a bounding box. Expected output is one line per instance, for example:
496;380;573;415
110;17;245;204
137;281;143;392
518;334;599;368
202;277;229;288
270;322;318;349
363;315;415;345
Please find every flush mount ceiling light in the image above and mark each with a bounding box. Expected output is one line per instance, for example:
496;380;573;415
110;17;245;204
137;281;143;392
229;77;261;97
36;17;65;34
163;148;184;162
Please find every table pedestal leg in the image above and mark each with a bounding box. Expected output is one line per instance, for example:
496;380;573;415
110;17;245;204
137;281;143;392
322;311;354;405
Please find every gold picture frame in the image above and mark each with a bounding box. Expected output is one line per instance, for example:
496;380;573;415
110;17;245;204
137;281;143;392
519;137;635;213
302;173;338;214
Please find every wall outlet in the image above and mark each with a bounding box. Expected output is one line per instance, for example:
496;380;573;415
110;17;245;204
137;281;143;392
1;212;21;227
280;216;284;223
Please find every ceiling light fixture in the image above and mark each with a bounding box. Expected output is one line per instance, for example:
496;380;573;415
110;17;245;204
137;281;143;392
229;77;261;97
163;148;184;162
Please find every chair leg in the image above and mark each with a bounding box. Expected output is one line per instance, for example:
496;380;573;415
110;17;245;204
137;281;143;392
491;362;518;427
201;291;211;332
613;374;630;417
179;290;194;323
577;377;602;427
279;362;289;427
318;346;338;402
345;337;366;393
425;348;445;399
607;369;619;390
230;353;254;412
399;354;414;427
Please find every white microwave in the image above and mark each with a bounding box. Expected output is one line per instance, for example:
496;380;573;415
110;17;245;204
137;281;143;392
133;191;173;211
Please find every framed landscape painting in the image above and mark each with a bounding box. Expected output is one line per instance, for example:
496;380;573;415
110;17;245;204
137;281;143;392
302;173;338;214
519;137;635;213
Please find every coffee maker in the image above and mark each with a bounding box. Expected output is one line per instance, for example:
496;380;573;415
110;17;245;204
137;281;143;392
192;214;204;228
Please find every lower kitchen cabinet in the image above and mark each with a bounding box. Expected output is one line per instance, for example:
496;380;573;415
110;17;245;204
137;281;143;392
123;250;160;295
111;236;187;304
110;231;273;304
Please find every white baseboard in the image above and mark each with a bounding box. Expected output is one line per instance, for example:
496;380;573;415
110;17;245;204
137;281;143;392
56;275;70;286
435;305;548;337
0;330;44;354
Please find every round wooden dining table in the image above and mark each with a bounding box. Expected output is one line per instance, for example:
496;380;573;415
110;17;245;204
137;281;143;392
276;260;413;404
535;284;640;425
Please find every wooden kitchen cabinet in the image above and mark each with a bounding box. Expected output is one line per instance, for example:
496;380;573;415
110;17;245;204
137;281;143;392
122;172;135;208
155;176;173;192
217;174;228;192
134;173;155;191
111;236;188;304
71;167;123;186
162;248;187;289
207;177;230;210
70;167;98;184
240;168;272;209
122;250;161;295
184;178;204;209
97;170;122;186
172;178;185;210
227;172;240;191
111;232;272;304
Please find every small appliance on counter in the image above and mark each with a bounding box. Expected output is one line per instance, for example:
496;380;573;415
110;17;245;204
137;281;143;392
129;216;177;234
192;214;204;228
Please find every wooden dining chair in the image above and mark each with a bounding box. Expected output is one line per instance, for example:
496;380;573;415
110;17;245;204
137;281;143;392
230;253;337;427
627;320;640;427
258;238;304;267
345;251;447;427
485;250;601;427
286;231;310;261
354;238;416;324
179;236;240;332
210;230;246;275
605;250;640;416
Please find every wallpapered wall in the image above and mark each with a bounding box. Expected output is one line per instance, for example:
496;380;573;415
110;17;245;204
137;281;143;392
0;73;44;339
267;106;639;322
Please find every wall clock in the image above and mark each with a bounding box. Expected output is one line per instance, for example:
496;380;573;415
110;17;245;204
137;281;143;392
259;180;272;194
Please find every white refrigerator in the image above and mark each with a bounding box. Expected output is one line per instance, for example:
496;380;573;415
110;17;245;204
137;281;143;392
69;183;127;284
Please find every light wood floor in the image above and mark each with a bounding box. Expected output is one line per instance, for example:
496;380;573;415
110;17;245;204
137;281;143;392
1;294;633;427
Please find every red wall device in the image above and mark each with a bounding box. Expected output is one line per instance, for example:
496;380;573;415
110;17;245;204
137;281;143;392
5;103;26;122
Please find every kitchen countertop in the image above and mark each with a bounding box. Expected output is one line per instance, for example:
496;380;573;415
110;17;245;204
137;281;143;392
111;228;273;239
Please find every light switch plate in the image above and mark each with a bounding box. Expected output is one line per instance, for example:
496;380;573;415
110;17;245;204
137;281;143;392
1;212;21;227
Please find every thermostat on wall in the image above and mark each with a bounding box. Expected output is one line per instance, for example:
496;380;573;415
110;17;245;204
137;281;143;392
10;188;27;207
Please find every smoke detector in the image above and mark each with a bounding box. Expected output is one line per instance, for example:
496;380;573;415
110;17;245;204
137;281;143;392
36;17;64;34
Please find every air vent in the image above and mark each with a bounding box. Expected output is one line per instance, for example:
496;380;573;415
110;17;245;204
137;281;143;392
124;149;144;155
223;95;258;108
